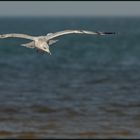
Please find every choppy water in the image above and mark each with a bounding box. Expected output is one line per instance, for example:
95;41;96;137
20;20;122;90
0;17;140;138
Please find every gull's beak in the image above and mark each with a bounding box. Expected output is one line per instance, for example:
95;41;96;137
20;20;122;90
49;51;51;55
47;50;51;55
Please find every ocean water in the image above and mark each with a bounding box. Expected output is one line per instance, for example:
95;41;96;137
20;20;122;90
0;17;140;138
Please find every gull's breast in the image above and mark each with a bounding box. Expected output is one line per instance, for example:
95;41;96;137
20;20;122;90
35;40;44;47
35;39;47;49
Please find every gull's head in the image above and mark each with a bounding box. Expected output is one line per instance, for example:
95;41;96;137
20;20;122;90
42;46;51;55
35;39;52;55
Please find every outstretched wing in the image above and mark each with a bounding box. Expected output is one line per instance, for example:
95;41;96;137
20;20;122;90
47;30;116;40
0;33;35;40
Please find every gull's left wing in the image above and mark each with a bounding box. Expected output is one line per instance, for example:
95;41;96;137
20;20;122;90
46;30;116;40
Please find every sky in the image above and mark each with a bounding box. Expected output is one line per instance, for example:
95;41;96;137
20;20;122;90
0;1;140;17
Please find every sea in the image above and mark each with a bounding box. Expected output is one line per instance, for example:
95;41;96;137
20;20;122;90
0;17;140;138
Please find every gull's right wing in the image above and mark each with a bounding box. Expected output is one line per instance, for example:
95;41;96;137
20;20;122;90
0;33;36;40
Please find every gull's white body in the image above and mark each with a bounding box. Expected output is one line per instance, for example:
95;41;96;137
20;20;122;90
0;30;115;54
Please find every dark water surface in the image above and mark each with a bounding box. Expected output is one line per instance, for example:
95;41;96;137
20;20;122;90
0;17;140;138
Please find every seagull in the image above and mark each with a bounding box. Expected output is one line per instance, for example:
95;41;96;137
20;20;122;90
0;30;115;55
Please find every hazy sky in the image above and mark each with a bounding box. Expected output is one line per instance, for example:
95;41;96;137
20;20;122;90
0;1;140;17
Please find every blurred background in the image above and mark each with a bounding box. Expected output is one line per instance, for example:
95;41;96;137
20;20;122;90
0;1;140;139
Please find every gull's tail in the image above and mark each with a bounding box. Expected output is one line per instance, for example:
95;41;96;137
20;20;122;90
21;41;35;48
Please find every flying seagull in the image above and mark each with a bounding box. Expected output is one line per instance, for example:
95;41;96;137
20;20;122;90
0;30;115;55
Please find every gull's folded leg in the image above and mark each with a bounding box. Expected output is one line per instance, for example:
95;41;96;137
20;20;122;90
36;48;45;54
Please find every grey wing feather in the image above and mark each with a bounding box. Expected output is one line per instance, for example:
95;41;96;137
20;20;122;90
48;39;58;45
0;33;35;40
47;30;116;40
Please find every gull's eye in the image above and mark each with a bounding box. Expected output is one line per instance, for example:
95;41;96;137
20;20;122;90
43;47;46;49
